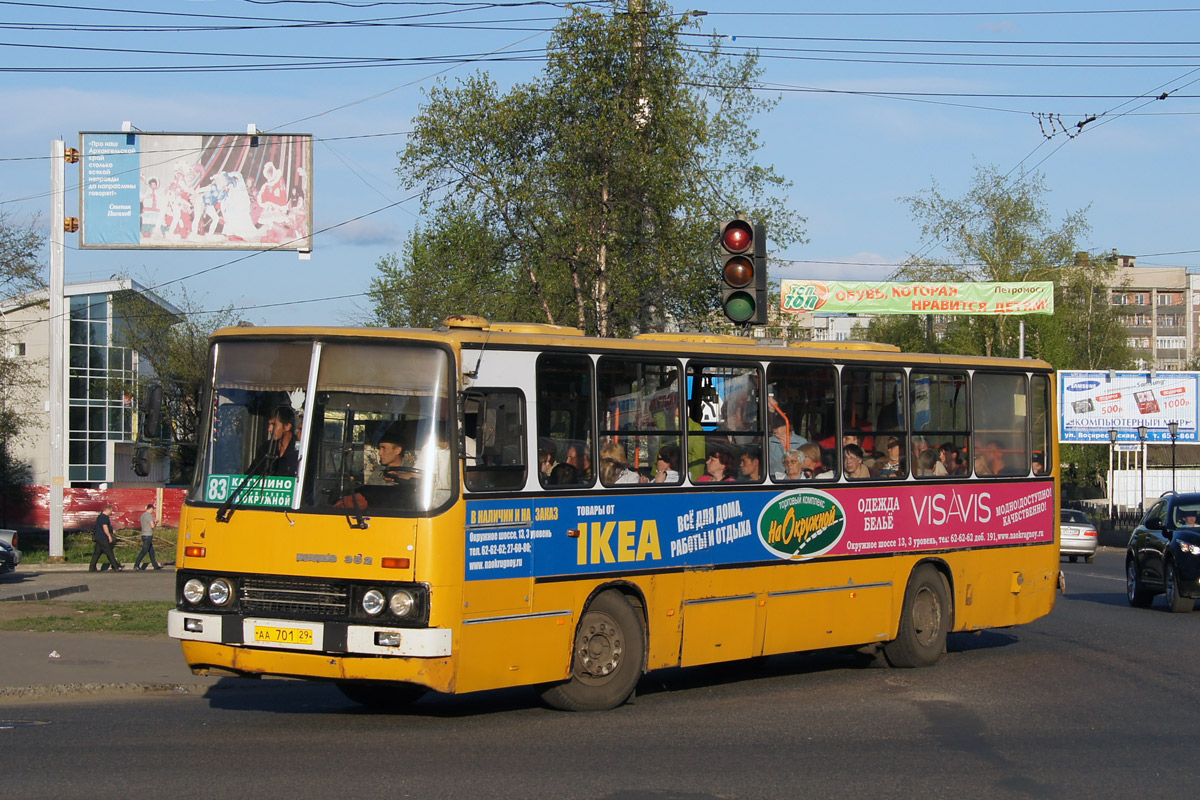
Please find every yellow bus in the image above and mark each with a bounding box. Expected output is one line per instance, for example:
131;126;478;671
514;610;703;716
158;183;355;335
169;316;1059;711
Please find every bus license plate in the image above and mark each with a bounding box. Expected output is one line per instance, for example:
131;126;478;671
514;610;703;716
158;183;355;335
254;625;314;645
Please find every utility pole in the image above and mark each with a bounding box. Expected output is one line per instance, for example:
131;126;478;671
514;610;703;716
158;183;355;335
48;140;66;560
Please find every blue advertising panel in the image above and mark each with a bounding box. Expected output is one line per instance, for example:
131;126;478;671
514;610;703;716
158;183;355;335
464;481;1056;582
1058;370;1200;443
80;133;141;245
79;131;313;251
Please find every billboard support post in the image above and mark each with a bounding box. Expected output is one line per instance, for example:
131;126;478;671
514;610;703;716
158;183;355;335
1138;425;1148;514
1108;428;1118;519
1170;420;1179;494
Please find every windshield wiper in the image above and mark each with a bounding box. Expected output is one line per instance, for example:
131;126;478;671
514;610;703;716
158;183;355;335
215;448;272;523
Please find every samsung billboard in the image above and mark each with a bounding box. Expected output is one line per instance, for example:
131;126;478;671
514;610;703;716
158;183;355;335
1058;370;1200;443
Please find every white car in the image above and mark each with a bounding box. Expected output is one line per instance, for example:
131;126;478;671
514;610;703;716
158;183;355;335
1060;509;1098;563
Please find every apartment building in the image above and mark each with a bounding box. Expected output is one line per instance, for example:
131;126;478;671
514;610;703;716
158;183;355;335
1107;253;1200;370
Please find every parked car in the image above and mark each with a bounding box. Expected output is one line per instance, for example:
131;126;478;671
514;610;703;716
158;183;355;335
0;529;21;574
1060;509;1098;563
1127;493;1200;612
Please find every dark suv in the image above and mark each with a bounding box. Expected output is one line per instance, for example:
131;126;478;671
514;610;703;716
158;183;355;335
1127;493;1200;613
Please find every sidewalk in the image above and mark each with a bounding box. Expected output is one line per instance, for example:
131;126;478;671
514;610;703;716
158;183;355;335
0;563;225;699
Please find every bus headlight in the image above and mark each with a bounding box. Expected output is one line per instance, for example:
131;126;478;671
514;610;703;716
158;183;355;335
362;589;386;616
209;578;233;606
389;589;415;618
183;579;206;604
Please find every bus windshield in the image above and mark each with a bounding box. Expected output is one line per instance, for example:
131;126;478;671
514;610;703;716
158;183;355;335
193;339;453;515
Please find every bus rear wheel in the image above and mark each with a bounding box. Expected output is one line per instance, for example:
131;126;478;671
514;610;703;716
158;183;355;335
883;565;950;668
336;680;426;709
541;590;645;712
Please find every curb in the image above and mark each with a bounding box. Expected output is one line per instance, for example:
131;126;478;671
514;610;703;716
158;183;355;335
0;584;89;603
16;564;176;573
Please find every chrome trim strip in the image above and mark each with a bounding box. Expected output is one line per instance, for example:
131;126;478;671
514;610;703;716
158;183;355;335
461;609;572;626
683;594;756;606
769;581;892;598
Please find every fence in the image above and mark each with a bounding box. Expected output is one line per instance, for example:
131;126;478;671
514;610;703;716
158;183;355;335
0;486;186;531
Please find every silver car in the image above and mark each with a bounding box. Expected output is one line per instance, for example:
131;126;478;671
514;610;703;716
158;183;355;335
1060;509;1098;563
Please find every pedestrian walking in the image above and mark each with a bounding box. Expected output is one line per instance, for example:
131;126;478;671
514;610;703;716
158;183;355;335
88;504;123;571
134;502;163;570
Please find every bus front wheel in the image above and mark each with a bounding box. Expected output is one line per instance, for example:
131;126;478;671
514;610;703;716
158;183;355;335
541;590;645;711
336;680;426;709
883;565;950;668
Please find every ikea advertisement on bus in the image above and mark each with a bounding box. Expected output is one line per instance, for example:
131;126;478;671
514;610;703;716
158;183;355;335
1058;370;1200;443
79;131;313;251
465;482;1055;582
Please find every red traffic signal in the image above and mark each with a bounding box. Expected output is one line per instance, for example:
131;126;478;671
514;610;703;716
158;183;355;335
718;217;767;325
721;219;754;254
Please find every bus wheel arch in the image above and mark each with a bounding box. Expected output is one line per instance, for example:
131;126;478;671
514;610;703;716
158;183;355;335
540;585;647;711
883;561;952;669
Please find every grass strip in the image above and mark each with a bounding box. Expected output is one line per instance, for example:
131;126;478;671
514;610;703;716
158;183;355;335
0;600;174;635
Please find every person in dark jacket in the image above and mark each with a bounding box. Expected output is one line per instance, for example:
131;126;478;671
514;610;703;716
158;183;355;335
89;504;123;571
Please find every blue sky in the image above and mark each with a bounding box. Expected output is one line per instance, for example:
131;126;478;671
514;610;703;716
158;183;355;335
1;1;1197;326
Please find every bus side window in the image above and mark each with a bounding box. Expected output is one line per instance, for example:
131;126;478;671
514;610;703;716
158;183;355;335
841;366;906;479
536;353;594;488
463;390;526;492
1031;375;1050;475
972;372;1029;477
597;357;683;486
910;372;969;478
766;362;836;481
687;362;763;484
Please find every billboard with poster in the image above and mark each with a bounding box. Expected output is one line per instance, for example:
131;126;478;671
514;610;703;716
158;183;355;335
1058;370;1200;443
79;131;312;251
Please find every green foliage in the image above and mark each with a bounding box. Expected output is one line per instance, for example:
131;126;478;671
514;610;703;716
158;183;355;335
375;0;803;336
0;207;45;502
113;288;242;484
861;315;936;353
871;164;1130;371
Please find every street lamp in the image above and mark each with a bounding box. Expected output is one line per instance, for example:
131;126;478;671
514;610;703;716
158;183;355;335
1137;424;1148;514
1109;428;1119;520
1169;420;1179;494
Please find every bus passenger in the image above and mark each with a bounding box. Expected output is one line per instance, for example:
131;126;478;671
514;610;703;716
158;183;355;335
653;444;681;483
776;449;804;481
799;443;826;478
939;443;963;475
697;446;736;483
738;444;764;482
915;449;945;477
599;442;640;485
266;405;300;477
548;462;579;485
767;412;805;476
976;440;1005;476
566;442;592;481
538;443;558;479
844;444;871;479
876;437;905;478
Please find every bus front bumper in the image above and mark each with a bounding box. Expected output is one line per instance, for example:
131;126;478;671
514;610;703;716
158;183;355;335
168;609;452;658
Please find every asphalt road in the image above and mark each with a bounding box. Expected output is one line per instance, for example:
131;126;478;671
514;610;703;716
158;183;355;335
4;547;1200;799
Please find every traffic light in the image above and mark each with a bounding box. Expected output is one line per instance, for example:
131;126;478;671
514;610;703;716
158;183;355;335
718;216;767;325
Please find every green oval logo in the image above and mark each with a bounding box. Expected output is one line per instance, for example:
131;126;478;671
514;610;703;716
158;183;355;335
757;489;847;560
